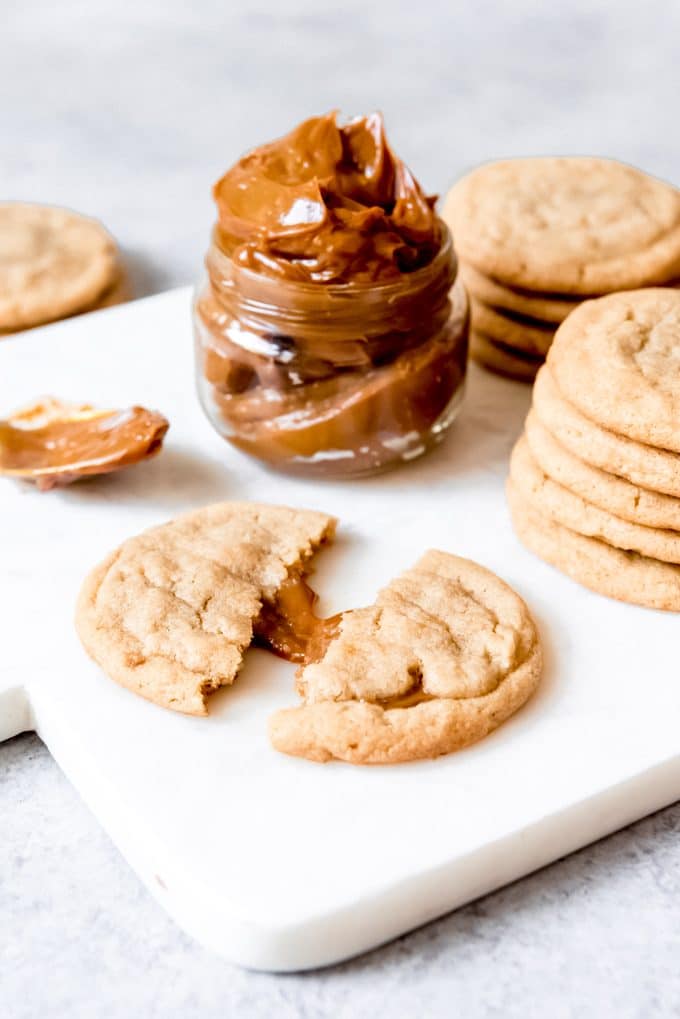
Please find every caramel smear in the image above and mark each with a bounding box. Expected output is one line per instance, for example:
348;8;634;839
0;397;169;490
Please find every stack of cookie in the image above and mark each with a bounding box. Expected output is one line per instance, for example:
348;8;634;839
508;288;680;610
0;202;126;335
444;157;680;380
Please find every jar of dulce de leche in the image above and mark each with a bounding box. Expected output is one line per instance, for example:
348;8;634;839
193;112;469;477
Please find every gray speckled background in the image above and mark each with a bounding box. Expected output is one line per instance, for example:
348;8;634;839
1;1;679;1014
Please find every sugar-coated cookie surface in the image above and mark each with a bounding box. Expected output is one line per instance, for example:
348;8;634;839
0;203;119;330
444;158;680;294
532;367;680;498
525;411;680;531
508;484;680;611
75;502;335;715
510;436;680;565
547;289;680;453
269;550;542;764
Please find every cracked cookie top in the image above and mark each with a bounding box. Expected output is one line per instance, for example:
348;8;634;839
270;550;541;764
547;288;680;453
75;502;335;715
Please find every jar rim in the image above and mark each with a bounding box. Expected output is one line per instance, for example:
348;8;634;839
207;220;457;297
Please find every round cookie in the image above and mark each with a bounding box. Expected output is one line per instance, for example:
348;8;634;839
269;549;542;764
508;483;680;611
510;436;680;564
460;262;579;324
470;331;542;382
532;366;680;498
444;158;680;294
470;297;555;355
76;502;336;715
0;202;119;330
548;288;680;453
525;410;680;531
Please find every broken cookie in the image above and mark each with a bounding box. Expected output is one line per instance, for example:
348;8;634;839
76;505;541;761
269;550;542;764
75;502;336;714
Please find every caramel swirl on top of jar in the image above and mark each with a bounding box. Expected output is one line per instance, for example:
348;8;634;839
213;111;442;284
0;397;169;490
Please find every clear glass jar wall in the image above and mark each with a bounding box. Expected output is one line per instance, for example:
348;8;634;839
193;228;468;478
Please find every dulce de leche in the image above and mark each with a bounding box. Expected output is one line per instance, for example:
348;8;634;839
194;111;468;477
0;397;169;490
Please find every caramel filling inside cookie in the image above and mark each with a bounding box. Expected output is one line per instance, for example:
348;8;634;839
254;571;341;664
376;670;437;709
269;549;543;764
256;574;441;708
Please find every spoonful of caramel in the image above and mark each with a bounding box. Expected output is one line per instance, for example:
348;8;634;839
0;397;169;491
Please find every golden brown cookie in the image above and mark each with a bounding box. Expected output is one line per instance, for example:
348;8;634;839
510;435;680;564
547;288;680;453
0;202;119;331
75;503;335;715
470;298;555;355
532;366;680;498
525;410;680;531
269;549;542;764
460;262;578;324
444;158;680;294
470;331;542;381
508;483;680;611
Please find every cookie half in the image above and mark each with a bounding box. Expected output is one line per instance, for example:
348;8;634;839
508;484;680;611
525;410;680;531
532;366;680;498
269;549;542;764
76;502;335;715
510;435;680;564
547;288;680;453
0;203;119;331
444;158;680;294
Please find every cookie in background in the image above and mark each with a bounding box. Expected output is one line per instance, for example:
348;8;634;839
444;158;680;379
0;202;128;335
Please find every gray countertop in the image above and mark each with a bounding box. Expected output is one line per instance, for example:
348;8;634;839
2;1;679;1014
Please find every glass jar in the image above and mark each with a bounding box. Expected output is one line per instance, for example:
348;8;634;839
193;227;468;478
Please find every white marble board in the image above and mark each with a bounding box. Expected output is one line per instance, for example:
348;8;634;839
1;288;679;971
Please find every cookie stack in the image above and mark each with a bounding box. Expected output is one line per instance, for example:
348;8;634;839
444;158;680;380
0;202;125;335
508;288;680;610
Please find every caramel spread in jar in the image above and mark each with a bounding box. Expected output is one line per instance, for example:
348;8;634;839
0;397;169;490
194;112;468;477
